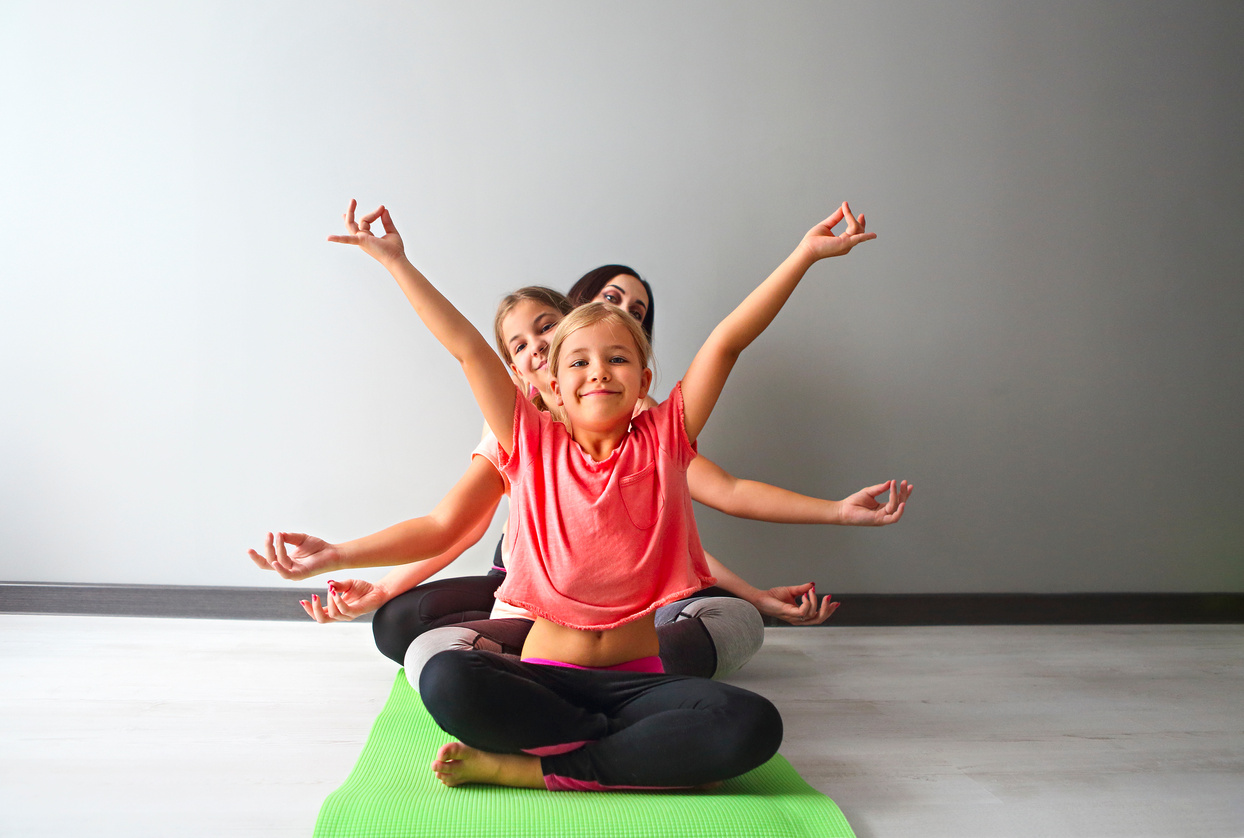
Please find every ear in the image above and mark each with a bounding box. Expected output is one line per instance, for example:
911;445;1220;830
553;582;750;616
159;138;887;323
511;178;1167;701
550;377;565;407
507;364;523;389
638;367;653;401
509;363;541;400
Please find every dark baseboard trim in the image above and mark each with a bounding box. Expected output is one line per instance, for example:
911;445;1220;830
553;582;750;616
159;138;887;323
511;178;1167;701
0;582;371;623
2;584;1241;625
765;593;1244;627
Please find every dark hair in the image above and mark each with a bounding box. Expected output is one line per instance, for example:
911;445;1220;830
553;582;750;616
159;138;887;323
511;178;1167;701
567;265;655;341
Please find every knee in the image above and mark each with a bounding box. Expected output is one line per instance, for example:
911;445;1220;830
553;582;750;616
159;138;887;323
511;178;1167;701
371;595;420;664
745;693;784;764
416;650;471;723
417;650;504;739
404;627;480;691
680;597;765;678
683;595;764;635
710;689;784;775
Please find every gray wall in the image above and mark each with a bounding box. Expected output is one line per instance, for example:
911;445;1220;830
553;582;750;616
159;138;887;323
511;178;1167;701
2;1;1241;593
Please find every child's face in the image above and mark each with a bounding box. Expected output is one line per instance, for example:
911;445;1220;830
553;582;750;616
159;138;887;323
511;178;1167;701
592;274;649;325
502;300;564;395
551;319;652;431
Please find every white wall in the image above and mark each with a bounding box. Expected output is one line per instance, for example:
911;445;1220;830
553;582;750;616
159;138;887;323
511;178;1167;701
2;1;1241;592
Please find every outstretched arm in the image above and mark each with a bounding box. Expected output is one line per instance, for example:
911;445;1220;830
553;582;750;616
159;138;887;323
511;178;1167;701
680;202;875;443
687;457;912;525
299;511;495;623
328;200;517;450
248;455;504;579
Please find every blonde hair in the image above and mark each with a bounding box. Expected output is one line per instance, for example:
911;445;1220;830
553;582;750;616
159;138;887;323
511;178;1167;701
549;302;653;378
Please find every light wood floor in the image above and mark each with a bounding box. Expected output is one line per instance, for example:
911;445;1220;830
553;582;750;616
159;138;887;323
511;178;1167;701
2;615;1241;838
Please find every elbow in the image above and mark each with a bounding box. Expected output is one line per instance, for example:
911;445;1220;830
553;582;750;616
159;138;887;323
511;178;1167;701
719;482;768;521
693;486;743;517
704;328;746;364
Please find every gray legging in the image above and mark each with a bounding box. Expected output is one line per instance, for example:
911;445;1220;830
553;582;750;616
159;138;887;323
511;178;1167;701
402;595;764;689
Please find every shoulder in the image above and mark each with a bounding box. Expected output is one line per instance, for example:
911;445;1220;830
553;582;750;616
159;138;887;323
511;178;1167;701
635;382;686;426
513;387;556;432
631;383;693;464
503;391;566;470
632;394;659;418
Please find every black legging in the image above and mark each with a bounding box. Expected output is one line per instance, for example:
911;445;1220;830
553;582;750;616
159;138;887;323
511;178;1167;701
371;572;505;663
419;650;783;790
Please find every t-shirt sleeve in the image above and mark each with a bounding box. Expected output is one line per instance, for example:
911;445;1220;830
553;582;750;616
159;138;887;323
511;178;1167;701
650;381;698;469
471;432;502;470
496;391;545;479
470;432;510;493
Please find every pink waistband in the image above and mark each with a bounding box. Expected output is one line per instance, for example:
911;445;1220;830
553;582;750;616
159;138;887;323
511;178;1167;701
521;656;665;674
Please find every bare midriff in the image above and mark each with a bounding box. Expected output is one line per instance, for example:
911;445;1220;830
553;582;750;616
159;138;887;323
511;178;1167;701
521;613;659;668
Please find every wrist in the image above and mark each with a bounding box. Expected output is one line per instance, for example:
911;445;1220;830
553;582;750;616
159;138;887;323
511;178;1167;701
381;252;414;274
372;578;391;603
331;541;359;572
790;243;821;271
732;583;767;607
324;546;348;575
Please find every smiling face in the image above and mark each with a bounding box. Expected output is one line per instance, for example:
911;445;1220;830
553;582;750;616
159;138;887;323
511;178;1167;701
550;318;652;433
500;299;565;397
593;274;650;326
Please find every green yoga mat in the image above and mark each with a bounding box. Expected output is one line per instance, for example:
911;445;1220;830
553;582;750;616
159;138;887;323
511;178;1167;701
314;670;855;838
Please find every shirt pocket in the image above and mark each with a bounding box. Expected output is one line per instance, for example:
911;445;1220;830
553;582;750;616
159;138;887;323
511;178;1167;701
619;462;663;530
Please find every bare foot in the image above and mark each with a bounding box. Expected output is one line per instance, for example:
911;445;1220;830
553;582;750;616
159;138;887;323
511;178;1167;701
431;742;545;789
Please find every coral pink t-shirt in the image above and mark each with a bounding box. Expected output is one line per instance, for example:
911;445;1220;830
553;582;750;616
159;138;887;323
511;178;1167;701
492;383;715;630
470;433;533;621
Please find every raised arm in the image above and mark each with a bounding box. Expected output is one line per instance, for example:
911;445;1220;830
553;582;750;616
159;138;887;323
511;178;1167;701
680;202;875;442
328;200;517;450
249;455;504;579
687;456;912;525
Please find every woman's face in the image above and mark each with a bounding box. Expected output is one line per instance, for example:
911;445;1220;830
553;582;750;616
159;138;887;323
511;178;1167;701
501;299;564;394
593;274;649;325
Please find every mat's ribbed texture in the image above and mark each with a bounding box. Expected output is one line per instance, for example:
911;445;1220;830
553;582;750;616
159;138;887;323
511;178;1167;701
315;670;855;838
